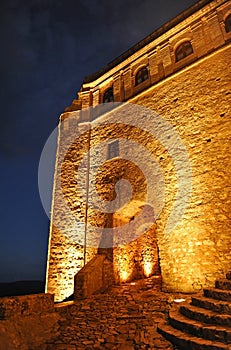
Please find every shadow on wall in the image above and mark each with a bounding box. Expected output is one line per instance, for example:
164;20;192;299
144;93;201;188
74;201;161;300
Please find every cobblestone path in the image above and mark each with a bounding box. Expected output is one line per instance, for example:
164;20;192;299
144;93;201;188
47;276;186;349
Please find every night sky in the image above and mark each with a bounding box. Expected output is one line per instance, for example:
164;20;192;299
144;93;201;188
0;0;198;282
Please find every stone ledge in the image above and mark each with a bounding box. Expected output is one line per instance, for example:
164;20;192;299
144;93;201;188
158;323;229;350
0;293;54;320
74;254;114;300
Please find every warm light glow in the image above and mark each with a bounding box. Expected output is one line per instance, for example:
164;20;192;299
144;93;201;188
174;299;186;303
143;261;153;277
114;244;134;283
130;282;136;285
121;270;130;282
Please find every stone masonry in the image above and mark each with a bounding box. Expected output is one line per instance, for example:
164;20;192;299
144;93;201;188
46;0;231;302
48;276;181;350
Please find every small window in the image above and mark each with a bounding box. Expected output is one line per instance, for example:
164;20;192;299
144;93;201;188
175;41;193;62
135;66;149;86
107;140;119;159
225;14;231;33
103;87;114;103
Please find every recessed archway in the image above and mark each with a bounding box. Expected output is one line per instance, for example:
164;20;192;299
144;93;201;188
112;200;161;284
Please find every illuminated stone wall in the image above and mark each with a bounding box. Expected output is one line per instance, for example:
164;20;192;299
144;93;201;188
46;116;98;301
46;113;162;301
86;116;162;284
46;0;231;301
131;44;231;292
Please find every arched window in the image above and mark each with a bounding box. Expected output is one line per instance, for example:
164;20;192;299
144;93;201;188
103;87;114;103
135;66;149;86
225;14;231;33
175;41;193;62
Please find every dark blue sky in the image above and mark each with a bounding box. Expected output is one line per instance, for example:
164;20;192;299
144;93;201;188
0;0;198;282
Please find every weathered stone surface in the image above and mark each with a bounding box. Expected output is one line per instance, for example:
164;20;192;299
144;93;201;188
74;254;114;300
204;288;231;302
215;279;231;290
180;304;231;327
0;294;60;350
169;306;231;343
158;323;229;350
47;276;176;349
0;293;54;319
191;295;231;314
158;273;231;349
46;0;231;301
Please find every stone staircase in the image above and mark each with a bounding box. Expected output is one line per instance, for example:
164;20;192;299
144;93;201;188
158;272;231;349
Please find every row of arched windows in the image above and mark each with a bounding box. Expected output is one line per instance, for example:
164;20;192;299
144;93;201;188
103;40;193;102
103;15;231;103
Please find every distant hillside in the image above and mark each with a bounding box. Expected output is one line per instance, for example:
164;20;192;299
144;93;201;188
0;281;45;297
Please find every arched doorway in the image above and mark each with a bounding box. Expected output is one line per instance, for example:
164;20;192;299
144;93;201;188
95;157;161;284
112;200;161;284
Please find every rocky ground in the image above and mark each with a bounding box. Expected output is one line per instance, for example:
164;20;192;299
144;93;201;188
47;276;189;350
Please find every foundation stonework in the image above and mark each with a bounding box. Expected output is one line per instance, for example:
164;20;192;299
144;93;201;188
0;294;59;350
46;0;231;301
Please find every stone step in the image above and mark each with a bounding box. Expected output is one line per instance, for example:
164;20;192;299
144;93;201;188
204;288;231;302
226;272;231;281
157;323;229;350
180;304;231;327
192;295;231;315
169;305;231;344
216;279;231;291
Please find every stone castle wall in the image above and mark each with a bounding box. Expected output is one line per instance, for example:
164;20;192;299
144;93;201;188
46;0;231;301
0;294;59;350
130;43;231;292
67;0;231;111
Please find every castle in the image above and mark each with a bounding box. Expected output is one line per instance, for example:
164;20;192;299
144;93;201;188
46;0;231;302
